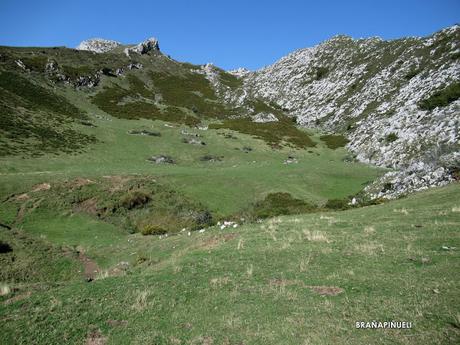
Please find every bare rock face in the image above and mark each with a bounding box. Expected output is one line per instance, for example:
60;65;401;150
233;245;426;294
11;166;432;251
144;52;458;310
76;38;121;53
124;37;160;56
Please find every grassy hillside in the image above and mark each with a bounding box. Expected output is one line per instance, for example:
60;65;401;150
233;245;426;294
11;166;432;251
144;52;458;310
0;184;459;344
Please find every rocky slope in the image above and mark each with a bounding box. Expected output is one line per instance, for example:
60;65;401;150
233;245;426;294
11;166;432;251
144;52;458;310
232;25;460;199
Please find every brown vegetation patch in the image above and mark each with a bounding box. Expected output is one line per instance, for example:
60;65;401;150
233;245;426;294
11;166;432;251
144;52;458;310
198;233;238;250
106;319;128;327
70;177;94;189
74;197;99;216
306;285;344;296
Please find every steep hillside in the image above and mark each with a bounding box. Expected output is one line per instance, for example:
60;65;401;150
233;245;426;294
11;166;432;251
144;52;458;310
233;25;460;199
0;37;294;157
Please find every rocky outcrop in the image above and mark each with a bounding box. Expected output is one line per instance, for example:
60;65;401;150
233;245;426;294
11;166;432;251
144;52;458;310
124;38;160;57
251;112;278;123
76;38;121;53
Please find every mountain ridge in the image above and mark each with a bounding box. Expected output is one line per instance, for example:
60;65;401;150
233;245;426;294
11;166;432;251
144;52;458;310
0;26;459;200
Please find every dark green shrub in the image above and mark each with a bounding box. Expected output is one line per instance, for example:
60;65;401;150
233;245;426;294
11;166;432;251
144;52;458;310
194;210;213;229
386;133;398;143
140;224;167;236
325;199;349;210
315;67;328;80
419;83;460;110
404;69;419;80
0;241;13;253
249;192;316;219
320;134;349;149
209;117;316;149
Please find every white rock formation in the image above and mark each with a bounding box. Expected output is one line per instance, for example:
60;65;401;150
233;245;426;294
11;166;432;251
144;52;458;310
76;38;121;53
124;37;160;56
251;112;279;123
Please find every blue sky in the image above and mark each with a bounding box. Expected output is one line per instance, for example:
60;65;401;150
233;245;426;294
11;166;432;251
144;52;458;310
0;0;459;70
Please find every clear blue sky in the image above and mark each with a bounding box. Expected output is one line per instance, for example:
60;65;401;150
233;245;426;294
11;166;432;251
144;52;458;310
0;0;458;70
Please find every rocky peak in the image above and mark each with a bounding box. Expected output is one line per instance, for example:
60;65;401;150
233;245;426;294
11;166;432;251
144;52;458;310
125;37;160;56
76;38;121;53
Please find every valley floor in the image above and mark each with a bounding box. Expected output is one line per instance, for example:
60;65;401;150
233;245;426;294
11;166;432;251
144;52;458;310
0;116;458;344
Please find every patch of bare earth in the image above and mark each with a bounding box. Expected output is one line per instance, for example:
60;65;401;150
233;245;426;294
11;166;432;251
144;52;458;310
77;251;100;280
74;197;99;216
14;193;30;201
85;329;107;345
31;183;51;192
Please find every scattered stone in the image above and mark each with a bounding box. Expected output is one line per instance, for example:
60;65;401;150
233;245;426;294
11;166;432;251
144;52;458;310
15;59;26;70
127;63;143;70
199;155;223;162
182;138;206;145
128;129;161;137
218;221;239;230
284;156;298;164
181;129;201;137
147;155;175;164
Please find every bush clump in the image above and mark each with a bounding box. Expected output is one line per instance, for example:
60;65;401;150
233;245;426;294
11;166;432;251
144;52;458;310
419;82;460;111
120;190;151;210
248;192;316;219
315;67;328;80
0;241;13;254
324;199;349;210
386;133;398;143
320;134;349;149
140;224;168;236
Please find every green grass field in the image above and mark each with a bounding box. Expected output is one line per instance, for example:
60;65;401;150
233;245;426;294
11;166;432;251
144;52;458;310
1;182;459;344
